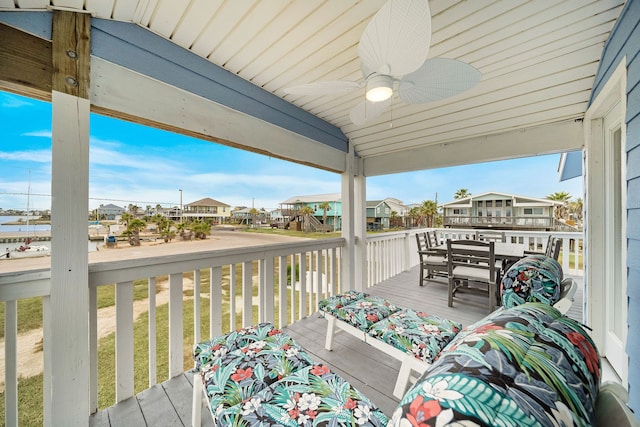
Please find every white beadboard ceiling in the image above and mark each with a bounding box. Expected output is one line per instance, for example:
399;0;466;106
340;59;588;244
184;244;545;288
0;0;625;176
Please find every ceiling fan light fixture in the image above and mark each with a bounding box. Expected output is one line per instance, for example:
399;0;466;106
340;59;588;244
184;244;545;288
366;75;393;102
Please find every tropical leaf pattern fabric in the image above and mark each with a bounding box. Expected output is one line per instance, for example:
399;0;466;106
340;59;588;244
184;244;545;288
193;322;277;371
200;332;314;420
500;255;563;308
214;364;389;426
330;296;400;331
367;309;461;363
389;303;601;427
318;290;368;315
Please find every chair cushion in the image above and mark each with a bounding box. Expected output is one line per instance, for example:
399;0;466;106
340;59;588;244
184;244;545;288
193;322;278;371
500;254;563;308
214;364;389;426
331;296;400;331
318;290;368;315
366;309;461;363
389;303;600;427
199;331;314;417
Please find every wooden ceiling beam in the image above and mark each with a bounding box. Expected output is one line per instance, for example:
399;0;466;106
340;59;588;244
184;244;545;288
0;22;53;101
52;10;90;99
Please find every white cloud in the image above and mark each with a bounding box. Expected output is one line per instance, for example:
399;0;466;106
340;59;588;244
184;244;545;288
0;150;51;163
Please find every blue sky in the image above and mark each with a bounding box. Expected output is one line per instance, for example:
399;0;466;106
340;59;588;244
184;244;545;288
1;91;582;212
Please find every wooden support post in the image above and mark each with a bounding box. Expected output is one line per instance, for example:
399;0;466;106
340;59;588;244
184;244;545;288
45;10;91;426
168;273;184;378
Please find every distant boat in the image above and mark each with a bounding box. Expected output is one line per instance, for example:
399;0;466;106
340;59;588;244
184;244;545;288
2;242;51;260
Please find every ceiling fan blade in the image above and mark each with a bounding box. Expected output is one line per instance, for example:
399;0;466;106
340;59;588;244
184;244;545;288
350;99;392;125
358;0;431;77
283;80;360;97
398;58;481;104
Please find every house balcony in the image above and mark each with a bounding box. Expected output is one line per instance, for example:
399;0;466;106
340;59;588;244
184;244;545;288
443;215;580;231
0;228;584;425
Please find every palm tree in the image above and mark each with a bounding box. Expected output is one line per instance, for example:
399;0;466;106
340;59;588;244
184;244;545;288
249;208;259;228
120;212;133;227
546;191;571;219
318;202;331;225
408;206;421;228
390;210;400;228
454;188;471;199
298;206;315;232
189;219;211;239
419;200;438;227
123;218;146;246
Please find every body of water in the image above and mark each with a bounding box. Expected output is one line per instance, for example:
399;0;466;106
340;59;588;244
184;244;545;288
1;216;99;253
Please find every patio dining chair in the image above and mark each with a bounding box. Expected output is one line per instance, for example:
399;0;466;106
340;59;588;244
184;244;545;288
447;239;499;311
416;233;447;285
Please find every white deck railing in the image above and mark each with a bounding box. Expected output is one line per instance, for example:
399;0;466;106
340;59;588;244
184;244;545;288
1;228;583;422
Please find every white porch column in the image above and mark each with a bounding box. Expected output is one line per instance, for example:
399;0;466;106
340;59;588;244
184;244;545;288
341;145;367;291
44;11;91;426
354;166;367;290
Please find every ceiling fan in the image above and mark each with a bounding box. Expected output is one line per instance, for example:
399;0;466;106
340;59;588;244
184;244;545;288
283;0;481;126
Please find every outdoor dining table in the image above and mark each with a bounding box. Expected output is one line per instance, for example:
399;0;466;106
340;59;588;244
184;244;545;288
429;241;527;269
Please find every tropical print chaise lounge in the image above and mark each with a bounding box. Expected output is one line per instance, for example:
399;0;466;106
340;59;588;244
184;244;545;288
192;323;389;426
389;302;601;427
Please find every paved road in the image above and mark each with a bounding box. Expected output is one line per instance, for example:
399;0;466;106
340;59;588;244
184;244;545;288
0;229;312;274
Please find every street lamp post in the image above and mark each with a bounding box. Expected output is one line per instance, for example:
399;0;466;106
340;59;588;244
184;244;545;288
179;189;183;223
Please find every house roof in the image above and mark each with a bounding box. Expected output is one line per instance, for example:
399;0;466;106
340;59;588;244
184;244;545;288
440;191;563;207
98;203;124;210
0;1;623;178
366;200;388;208
185;198;230;207
281;193;342;204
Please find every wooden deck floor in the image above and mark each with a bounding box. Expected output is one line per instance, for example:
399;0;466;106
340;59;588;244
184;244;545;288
90;266;584;426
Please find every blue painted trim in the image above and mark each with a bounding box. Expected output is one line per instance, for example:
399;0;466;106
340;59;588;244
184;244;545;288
559;150;582;181
0;11;51;39
0;11;349;153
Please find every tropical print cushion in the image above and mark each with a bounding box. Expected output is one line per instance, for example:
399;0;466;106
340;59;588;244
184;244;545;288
389;303;601;427
318;290;368;315
367;309;462;363
500;255;563;308
200;332;314;418
331;296;400;331
214;364;389;426
193;322;277;371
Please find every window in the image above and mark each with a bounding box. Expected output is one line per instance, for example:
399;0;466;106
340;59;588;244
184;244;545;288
496;200;503;207
478;209;483;217
534;208;543;215
452;208;467;215
506;200;512;207
524;208;533;215
477;201;483;207
486;201;493;207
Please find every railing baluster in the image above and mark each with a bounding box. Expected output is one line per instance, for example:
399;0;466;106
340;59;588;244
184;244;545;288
193;269;201;345
299;253;307;319
89;285;98;413
168;273;183;378
148;277;156;387
115;281;134;402
315;249;322;310
290;254;297;324
242;261;252;327
4;300;18;427
264;256;275;323
210;266;222;338
278;255;287;328
229;264;236;331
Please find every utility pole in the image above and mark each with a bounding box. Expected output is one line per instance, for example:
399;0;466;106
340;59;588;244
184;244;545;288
179;189;183;223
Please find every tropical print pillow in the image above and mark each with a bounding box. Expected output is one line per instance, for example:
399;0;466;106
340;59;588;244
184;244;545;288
367;309;462;363
318;290;368;315
200;332;314;418
389;303;601;427
500;254;563;308
214;364;389;426
193;322;277;371
331;296;400;331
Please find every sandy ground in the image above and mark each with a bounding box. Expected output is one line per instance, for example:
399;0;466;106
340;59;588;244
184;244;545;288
0;229;309;392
